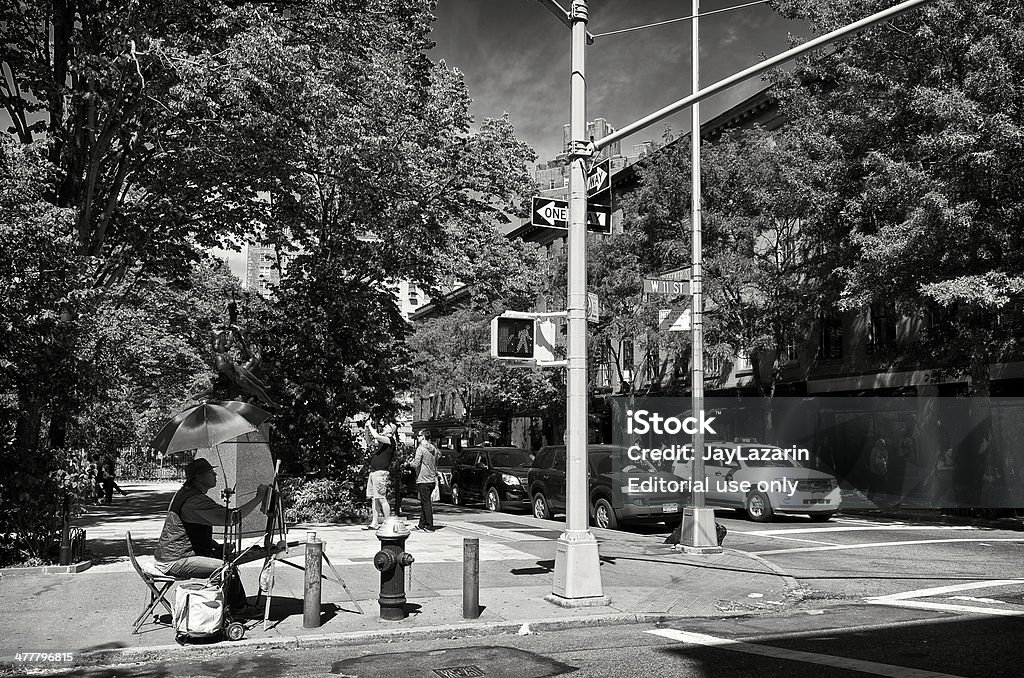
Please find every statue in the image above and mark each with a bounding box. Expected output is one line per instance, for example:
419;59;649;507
193;298;278;408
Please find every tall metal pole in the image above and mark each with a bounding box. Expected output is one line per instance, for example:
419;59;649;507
549;0;606;605
680;0;719;552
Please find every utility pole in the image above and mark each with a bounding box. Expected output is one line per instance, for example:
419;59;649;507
539;0;607;606
680;0;719;552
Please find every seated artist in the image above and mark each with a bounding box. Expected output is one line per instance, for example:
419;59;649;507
154;458;270;612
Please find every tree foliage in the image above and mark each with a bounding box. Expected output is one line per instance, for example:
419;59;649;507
770;0;1024;392
2;0;542;553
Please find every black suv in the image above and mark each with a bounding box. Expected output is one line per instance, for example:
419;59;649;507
528;444;689;529
450;447;534;511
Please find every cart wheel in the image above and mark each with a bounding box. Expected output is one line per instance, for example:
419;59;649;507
225;622;245;641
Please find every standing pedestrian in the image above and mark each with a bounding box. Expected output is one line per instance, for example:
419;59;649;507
87;454;103;503
363;420;396;530
408;430;439;532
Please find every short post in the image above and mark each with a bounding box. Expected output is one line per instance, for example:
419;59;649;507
463;537;480;619
303;531;322;628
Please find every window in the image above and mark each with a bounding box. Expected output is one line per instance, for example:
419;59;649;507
552;447;567;472
867;301;897;354
818;312;843;361
621;337;634;369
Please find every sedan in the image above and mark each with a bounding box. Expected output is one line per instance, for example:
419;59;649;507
671;441;841;522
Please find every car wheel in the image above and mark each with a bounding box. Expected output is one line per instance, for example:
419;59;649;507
809;512;834;522
485;487;502;512
451;484;462;506
533;493;551;520
593;498;619;530
745;491;774;523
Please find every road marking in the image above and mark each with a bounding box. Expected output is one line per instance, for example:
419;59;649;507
866;580;1024;617
744;534;837;546
869;580;1024;601
735;525;976;536
646;628;966;678
755;537;1024;556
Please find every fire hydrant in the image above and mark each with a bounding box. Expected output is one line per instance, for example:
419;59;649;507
373;517;415;620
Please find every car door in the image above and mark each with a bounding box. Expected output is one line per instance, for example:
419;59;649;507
530;447;554;498
550;446;568;512
706;449;742;507
471;450;490;500
453;449;478;502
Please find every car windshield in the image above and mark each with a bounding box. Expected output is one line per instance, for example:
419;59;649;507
739;446;802;468
489;451;534;468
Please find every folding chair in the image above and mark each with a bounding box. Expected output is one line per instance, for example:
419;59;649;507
126;531;183;634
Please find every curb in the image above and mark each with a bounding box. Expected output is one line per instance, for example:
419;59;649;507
0;560;92;577
75;612;686;666
728;548;799;590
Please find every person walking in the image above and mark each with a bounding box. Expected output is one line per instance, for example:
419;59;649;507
100;455;129;504
408;430;439;532
363;420;396;530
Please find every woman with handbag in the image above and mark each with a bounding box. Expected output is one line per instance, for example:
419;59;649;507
409;430;439;532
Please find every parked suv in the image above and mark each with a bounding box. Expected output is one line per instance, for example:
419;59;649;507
450;447;535;511
528;444;688;530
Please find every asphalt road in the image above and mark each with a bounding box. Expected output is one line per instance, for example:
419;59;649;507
38;606;1024;677
13;506;1024;678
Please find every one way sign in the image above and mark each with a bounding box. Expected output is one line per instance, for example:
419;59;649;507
587;158;610;196
532;197;610;233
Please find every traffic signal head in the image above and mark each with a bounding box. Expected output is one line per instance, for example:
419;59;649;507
491;316;535;359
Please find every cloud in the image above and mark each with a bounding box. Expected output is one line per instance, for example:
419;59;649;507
431;0;806;162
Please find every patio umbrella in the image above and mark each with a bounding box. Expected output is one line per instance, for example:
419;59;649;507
150;400;273;454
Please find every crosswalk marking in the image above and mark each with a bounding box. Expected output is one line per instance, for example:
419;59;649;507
647;628;967;678
755;537;1024;556
734;525;975;537
866;580;1024;617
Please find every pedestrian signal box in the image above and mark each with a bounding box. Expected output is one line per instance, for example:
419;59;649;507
491;316;535;359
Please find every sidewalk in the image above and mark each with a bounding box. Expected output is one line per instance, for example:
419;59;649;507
0;482;794;668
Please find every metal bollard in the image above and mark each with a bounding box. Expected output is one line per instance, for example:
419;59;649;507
463;538;479;619
303;531;322;628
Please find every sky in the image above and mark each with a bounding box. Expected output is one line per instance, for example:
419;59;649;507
427;0;808;163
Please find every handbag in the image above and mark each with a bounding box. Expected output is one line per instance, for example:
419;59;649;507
431;479;441;503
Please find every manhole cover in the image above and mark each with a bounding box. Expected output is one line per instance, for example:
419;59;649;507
332;646;575;677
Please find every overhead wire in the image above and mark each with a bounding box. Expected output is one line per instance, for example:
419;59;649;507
591;0;771;39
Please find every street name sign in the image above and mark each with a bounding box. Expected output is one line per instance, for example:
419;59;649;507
532;197;611;233
644;278;690;296
658;308;691;332
586;158;610;196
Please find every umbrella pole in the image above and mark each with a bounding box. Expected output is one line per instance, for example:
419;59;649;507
221;486;235;564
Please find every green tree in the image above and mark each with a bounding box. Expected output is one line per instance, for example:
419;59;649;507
617;125;833;436
770;0;1024;396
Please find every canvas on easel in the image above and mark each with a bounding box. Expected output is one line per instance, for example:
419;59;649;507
257;469;364;631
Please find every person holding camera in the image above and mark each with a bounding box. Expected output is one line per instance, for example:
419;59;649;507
363;420;397;530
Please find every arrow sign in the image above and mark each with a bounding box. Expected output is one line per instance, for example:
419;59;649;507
658;308;691;332
586;158;610;196
532;197;611;233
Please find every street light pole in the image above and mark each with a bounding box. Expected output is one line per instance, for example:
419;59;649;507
547;0;607;606
680;0;719;552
